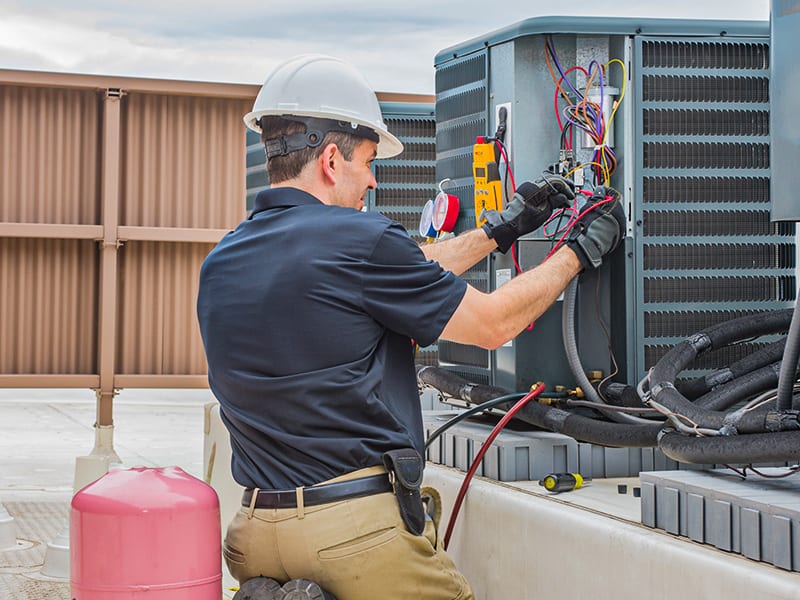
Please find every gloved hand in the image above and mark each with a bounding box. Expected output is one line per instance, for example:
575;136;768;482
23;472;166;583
481;175;574;253
565;186;626;270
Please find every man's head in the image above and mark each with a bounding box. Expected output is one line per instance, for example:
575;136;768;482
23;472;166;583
245;55;401;208
258;116;367;184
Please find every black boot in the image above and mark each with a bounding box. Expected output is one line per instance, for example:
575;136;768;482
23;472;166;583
281;578;337;600
233;577;285;600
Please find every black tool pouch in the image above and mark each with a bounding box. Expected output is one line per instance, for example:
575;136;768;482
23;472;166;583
382;448;425;535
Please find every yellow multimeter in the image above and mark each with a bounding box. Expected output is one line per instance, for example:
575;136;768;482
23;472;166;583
473;137;504;226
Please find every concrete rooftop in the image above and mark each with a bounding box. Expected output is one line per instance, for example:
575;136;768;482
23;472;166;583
0;388;215;600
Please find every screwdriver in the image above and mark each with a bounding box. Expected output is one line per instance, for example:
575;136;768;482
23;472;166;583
539;472;590;493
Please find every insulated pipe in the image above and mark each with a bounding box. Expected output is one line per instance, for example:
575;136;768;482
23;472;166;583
650;310;792;384
776;292;800;411
417;365;661;447
693;362;782;411
561;279;652;425
679;338;786;400
511;401;662;447
648;310;796;433
416;365;510;405
659;430;800;464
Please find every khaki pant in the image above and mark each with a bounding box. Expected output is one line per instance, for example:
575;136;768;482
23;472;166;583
224;466;474;600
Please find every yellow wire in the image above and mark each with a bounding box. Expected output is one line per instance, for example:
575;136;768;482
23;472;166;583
565;161;609;183
601;58;627;148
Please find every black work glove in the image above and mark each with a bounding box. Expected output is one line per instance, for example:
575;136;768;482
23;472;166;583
566;186;626;271
481;175;574;253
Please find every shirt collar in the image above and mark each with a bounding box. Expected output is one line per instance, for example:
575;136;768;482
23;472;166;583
249;187;323;219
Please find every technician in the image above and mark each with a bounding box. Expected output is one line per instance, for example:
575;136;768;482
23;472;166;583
197;54;625;600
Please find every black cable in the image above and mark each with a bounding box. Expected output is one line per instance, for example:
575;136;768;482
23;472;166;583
424;392;525;450
776;289;800;411
418;365;661;448
659;430;800;464
647;310;795;433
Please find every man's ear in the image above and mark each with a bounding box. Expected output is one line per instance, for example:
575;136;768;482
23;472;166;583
319;142;339;185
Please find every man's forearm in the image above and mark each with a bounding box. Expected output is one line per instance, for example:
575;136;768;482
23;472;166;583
419;228;497;275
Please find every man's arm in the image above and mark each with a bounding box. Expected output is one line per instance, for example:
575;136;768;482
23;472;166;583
419;229;496;276
440;245;581;349
421;176;574;275
440;189;626;349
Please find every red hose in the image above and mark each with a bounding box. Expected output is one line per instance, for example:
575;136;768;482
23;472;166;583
442;382;546;550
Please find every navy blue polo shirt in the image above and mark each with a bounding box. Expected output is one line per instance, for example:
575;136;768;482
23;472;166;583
197;187;467;490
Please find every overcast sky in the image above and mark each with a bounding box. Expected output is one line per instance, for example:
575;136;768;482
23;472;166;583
0;1;770;94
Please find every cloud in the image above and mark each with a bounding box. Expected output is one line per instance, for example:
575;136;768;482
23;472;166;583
0;0;770;93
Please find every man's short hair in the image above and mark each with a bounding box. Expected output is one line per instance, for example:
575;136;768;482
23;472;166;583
260;117;362;184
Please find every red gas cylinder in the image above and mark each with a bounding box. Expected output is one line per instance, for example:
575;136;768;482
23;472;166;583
70;466;221;599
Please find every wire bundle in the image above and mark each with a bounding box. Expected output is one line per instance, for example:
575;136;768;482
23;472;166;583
544;36;626;185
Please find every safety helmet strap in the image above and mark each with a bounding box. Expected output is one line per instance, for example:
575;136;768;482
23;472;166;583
261;116;379;159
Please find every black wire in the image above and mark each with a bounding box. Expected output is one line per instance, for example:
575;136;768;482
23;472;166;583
723;464;800;479
746;464;800;478
424;392;525;450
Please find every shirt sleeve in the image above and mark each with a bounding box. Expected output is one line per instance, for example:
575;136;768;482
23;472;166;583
361;222;467;347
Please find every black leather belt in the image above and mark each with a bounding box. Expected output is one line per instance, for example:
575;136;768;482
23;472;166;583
242;473;393;509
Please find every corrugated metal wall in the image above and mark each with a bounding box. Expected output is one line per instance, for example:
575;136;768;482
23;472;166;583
0;85;101;224
0;69;435;424
0;238;98;374
121;93;246;229
0;70;253;417
116;241;214;376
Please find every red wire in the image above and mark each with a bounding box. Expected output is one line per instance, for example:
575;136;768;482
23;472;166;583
545;195;615;260
495;139;523;274
494;141;517;193
553;66;588;151
518;193;614;331
442;383;546;550
510;244;524;274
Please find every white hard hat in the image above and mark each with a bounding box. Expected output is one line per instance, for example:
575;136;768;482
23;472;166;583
244;54;403;159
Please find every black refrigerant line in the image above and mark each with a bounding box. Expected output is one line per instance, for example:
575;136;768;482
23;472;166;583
417;306;800;465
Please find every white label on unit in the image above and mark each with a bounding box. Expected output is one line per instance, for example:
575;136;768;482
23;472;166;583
496;268;514;347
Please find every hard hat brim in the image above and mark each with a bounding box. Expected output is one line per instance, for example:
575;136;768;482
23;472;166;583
244;109;404;159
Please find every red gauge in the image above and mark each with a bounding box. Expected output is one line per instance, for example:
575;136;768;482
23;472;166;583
432;191;460;233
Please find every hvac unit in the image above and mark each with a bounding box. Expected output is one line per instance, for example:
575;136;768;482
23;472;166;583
434;16;796;393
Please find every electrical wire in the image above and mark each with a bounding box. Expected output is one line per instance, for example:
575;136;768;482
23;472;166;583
545;194;616;260
564;399;659;414
423;392;525;450
724;463;800;479
544;37;625;186
494;139;517;195
593;272;621;401
443;383;545;550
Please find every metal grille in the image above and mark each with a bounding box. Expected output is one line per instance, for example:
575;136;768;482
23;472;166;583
370;110;438;238
438;341;489;368
645;342;775;373
642;210;787;236
642;75;769;102
643;243;796;270
643;109;769;136
434;51;489;381
641;40;769;69
644;309;772;338
644;276;796;303
642;176;769;203
435;54;487;95
635;35;794;379
374;165;436;187
643;142;770;169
